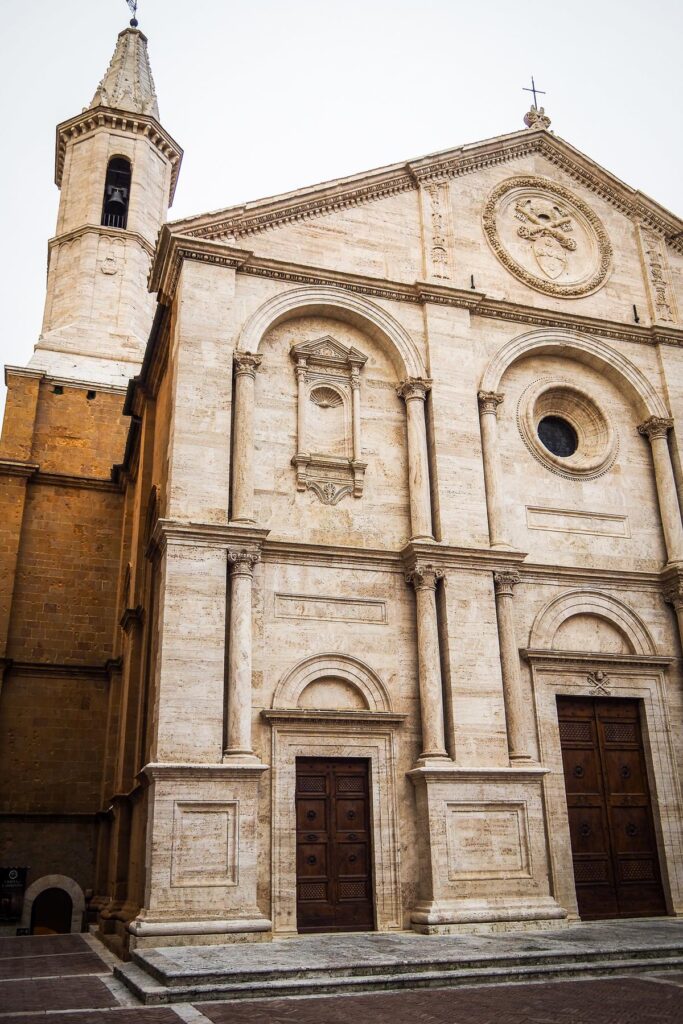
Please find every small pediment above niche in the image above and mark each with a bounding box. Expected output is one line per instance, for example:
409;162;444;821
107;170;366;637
291;335;368;372
290;336;368;504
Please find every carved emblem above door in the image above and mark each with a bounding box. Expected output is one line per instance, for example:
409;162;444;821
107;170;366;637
483;176;612;297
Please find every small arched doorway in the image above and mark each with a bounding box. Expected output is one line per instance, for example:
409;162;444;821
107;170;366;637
30;887;73;935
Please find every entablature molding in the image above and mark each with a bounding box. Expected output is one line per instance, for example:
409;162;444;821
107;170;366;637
262;710;407;725
519;562;665;591
0;459;39;479
407;765;549;784
140;762;268;783
55;106;183;203
148;233;683;352
147;518;270;559
48;223;156;259
521;648;673;669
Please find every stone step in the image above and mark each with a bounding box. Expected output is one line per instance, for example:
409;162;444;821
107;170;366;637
116;953;683;1005
128;939;683;989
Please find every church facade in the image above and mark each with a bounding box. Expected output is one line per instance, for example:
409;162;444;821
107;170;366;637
1;25;683;952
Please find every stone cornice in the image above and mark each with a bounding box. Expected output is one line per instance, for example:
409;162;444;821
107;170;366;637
3;366;44;383
262;710;407;725
407;765;549;783
522;649;673;668
6;659;120;679
148;519;270;558
148;234;683;349
34;471;122;493
137;520;677;587
48;223;156;259
55;105;183;203
519;561;666;590
170;129;683;250
0;459;39;479
140;762;268;782
150;230;253;302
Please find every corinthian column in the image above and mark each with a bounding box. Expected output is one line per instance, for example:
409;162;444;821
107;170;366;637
493;571;532;763
477;391;511;550
397;378;434;541
406;563;449;761
231;352;262;524
224;550;259;762
638;416;683;565
664;571;683;655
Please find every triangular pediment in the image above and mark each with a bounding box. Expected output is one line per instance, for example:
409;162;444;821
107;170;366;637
170;127;683;247
291;336;367;367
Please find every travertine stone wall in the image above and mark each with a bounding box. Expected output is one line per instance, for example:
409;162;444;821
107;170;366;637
253;316;412;547
165;262;236;524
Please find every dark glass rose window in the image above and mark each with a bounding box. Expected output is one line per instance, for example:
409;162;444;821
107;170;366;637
537;415;578;457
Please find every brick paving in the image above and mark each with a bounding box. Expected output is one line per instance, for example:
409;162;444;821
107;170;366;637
0;949;110;980
0;975;117;1013
0;1012;181;1024
198;977;683;1024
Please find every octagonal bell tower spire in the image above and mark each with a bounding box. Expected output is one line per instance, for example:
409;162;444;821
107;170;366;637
30;22;183;386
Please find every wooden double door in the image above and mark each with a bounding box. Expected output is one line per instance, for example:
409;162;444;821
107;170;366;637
558;696;666;919
295;757;374;933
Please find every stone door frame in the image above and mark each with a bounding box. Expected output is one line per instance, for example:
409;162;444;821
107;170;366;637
263;712;405;935
20;874;86;934
526;654;683;919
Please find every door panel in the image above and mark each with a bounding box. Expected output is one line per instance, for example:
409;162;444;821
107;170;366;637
558;696;666;919
296;757;374;933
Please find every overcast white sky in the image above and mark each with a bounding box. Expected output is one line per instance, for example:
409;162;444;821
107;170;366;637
1;0;681;417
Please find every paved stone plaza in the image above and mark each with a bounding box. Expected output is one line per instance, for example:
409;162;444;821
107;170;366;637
1;926;683;1022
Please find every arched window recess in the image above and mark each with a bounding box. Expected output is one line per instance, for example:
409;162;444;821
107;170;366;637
101;156;131;229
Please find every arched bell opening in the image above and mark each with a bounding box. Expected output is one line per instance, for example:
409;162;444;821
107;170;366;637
101;156;132;229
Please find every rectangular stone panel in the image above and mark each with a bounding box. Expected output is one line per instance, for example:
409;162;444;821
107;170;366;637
445;802;531;881
171;801;238;888
274;592;388;624
526;506;630;538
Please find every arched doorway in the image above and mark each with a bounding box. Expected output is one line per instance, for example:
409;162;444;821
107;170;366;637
30;887;73;934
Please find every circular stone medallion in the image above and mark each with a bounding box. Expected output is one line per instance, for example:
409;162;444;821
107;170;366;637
483;176;612;297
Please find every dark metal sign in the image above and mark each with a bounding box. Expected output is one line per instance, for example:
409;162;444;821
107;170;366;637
0;867;28;922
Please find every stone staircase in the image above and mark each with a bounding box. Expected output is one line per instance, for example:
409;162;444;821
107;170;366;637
115;919;683;1005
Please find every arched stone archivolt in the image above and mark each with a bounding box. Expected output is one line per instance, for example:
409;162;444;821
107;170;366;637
529;589;657;656
237;284;427;380
272;653;393;712
480;327;669;421
476;327;683;561
231;285;435;541
20;873;86;934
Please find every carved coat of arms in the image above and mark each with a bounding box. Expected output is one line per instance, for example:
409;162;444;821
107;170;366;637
514;198;577;280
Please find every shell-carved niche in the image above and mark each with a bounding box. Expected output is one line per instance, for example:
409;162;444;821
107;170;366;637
290;336;368;505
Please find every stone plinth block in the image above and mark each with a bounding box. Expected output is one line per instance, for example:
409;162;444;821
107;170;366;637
408;765;567;933
129;762;270;948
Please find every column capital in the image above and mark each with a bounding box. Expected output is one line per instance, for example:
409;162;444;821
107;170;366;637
406;562;444;591
233;351;263;378
493;570;521;596
477;390;505;415
397;377;433;402
663;569;683;609
638;415;673;440
228;549;260;577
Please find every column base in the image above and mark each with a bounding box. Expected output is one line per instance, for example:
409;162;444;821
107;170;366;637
410;896;567;935
127;913;272;949
222;750;264;765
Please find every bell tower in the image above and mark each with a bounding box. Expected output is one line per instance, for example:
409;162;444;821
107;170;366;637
31;23;183;385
